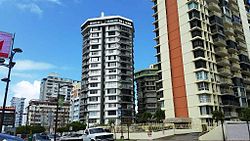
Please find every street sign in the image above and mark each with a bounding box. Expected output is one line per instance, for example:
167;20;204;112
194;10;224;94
0;31;13;58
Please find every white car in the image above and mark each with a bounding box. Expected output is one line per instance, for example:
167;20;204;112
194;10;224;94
82;127;114;141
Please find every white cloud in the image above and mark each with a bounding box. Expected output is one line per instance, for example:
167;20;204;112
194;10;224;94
12;80;40;107
17;3;43;16
14;60;56;71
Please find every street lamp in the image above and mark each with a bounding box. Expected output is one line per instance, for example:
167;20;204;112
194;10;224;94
0;48;22;133
54;83;72;141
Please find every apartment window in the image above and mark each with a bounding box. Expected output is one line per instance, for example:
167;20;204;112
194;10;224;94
108;104;116;108
191;30;202;38
188;2;198;10
108;56;116;60
89;119;97;123
90;90;98;94
89;104;98;109
91;57;99;62
89;111;98;116
199;94;211;103
90;70;100;74
91;64;98;68
108;62;116;67
193;49;205;58
108;110;116;115
109;96;116;100
91;39;99;43
240;88;246;97
109;37;116;41
195;60;206;69
91;45;99;49
90;83;98;87
109;75;116;79
108;31;116;36
196;71;208;80
192;39;204;48
188;10;200;19
89;97;98;101
92;27;100;31
108;25;116;30
190;19;201;29
92;51;99;55
108;69;116;73
197;82;209;91
107;89;116;94
92;33;99;37
200;106;212;115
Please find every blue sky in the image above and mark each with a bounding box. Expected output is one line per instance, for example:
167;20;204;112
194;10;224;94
0;0;156;105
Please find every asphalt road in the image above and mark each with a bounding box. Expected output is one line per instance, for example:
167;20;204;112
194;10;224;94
153;132;200;141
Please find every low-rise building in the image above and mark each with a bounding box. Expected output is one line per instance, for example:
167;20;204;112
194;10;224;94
70;82;81;122
27;99;70;132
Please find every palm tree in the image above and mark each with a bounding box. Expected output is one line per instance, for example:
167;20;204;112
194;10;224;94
154;109;165;123
212;110;225;141
240;108;250;140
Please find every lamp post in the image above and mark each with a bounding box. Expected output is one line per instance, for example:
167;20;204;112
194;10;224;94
54;83;71;141
0;48;22;133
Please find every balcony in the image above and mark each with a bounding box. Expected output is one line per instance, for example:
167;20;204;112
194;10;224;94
236;34;245;42
208;2;220;12
210;11;222;17
247;13;250;20
229;1;238;11
222;101;240;107
231;63;241;71
245;85;250;92
224;27;234;36
243;77;250;84
220;89;234;95
215;47;228;57
216;58;230;66
213;37;226;46
220;78;233;86
228;54;239;62
224;112;238;118
223;17;233;28
238;42;247;50
218;67;231;76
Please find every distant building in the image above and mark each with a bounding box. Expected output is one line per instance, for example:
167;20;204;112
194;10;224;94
0;106;15;132
70;82;81;122
135;65;158;115
40;73;79;101
10;97;25;127
27;99;70;132
80;14;135;125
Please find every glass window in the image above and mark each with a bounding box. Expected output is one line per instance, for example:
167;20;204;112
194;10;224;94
197;82;209;91
188;2;198;10
196;71;208;80
199;94;211;103
108;96;116;100
108;110;116;115
107;89;116;94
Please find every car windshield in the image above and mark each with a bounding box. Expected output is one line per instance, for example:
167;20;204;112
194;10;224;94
89;128;105;134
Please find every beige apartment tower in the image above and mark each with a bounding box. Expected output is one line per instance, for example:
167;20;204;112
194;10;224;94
152;0;250;131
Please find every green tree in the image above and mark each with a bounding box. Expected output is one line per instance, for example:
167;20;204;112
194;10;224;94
57;126;68;135
16;126;30;134
240;108;250;140
142;112;152;123
16;125;45;134
212;110;225;141
154;109;165;123
69;121;86;132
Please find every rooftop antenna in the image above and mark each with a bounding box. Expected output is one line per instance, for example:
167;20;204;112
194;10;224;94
101;12;104;17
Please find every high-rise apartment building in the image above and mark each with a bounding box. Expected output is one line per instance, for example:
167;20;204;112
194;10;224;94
10;97;25;127
40;73;79;101
80;14;135;125
152;0;250;131
135;65;158;115
70;82;81;122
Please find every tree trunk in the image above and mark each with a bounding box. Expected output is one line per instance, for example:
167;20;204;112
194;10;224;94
221;121;225;141
247;121;250;141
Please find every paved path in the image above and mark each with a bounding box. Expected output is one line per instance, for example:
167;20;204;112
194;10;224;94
154;132;200;141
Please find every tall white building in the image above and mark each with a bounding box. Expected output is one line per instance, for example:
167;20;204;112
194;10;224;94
70;82;81;122
80;14;135;125
40;73;79;101
10;97;25;127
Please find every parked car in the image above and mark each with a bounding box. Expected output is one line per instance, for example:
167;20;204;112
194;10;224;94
82;127;114;141
0;133;24;141
32;133;50;141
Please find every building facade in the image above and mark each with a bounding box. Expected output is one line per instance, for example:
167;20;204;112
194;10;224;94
70;82;81;122
40;73;79;102
10;97;25;127
152;0;250;131
80;14;135;125
135;65;158;115
27;99;70;132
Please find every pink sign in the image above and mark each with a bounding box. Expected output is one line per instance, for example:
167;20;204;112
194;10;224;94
0;31;13;58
